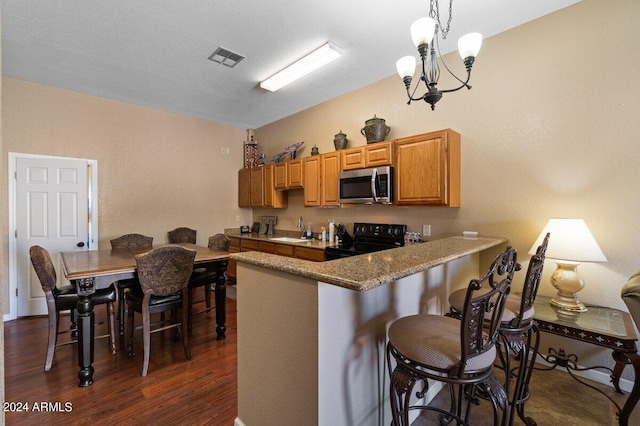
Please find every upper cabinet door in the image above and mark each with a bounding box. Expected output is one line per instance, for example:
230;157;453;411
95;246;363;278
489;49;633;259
264;164;287;208
394;130;460;206
321;151;341;206
341;146;365;171
287;159;304;189
341;141;393;171
250;167;265;207
365;141;393;167
303;156;321;207
274;162;288;190
238;168;251;207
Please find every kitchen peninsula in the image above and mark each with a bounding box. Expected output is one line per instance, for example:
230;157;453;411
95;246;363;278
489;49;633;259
231;235;506;426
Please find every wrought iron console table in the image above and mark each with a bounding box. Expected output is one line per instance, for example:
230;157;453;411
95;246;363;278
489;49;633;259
533;295;639;426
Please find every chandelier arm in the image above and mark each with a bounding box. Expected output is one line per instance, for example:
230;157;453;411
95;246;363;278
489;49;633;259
434;35;471;89
403;50;431;102
438;71;472;94
405;84;428;103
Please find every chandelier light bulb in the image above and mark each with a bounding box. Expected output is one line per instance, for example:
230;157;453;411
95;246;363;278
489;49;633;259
396;56;417;79
410;17;436;47
458;32;483;59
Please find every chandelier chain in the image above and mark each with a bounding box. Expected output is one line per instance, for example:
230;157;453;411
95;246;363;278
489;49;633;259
429;0;454;39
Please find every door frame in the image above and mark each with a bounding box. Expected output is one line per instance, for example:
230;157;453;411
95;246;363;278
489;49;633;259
5;152;99;321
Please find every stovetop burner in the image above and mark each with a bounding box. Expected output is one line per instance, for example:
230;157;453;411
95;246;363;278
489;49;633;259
325;222;407;260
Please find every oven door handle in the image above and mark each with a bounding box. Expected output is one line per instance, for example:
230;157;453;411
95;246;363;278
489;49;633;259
370;168;378;203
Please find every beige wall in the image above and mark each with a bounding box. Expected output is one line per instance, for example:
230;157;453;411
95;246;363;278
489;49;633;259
1;77;249;315
254;0;640;312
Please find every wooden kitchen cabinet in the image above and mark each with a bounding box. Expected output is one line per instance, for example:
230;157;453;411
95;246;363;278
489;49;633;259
287;159;304;188
321;151;341;206
240;166;286;208
303;152;341;207
341;141;393;171
258;241;275;253
240;239;259;251
303;156;321;206
274;243;295;257
274;159;304;190
264;164;287;208
238;167;266;207
365;141;394;167
341;146;365;170
227;236;324;280
232;236;325;262
294;246;326;262
394;129;460;206
250;167;265;207
274;162;288;189
227;236;240;282
238;169;251;207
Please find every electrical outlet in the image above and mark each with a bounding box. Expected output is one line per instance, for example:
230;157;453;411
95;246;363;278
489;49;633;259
422;224;431;237
235;215;241;222
225;147;230;154
221;147;226;154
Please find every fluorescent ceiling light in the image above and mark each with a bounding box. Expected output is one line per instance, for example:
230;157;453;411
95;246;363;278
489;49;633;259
260;42;342;92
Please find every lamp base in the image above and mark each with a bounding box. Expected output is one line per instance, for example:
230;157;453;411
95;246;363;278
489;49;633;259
550;294;587;313
550;261;588;313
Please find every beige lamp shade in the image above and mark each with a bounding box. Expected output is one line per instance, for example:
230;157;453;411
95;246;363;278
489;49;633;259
529;218;606;313
529;218;606;263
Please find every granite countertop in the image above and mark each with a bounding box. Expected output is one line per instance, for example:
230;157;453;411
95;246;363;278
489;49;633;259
230;236;507;291
225;229;336;250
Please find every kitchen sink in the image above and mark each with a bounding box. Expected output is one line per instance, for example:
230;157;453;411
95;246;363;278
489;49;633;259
268;237;309;243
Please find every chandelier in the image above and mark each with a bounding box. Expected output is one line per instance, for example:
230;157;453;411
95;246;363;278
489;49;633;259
396;0;482;110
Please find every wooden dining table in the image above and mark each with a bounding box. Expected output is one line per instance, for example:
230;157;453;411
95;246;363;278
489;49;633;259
61;242;229;387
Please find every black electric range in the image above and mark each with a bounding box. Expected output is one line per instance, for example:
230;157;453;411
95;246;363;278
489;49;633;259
324;222;407;260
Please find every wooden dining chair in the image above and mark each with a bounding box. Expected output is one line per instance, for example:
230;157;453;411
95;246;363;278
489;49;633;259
387;246;518;426
187;233;231;332
110;234;153;336
125;245;196;376
30;245;118;371
168;227;197;244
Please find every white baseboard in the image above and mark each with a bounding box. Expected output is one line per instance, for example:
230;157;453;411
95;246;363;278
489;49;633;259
413;381;445;422
226;284;237;300
234;417;246;426
534;356;634;393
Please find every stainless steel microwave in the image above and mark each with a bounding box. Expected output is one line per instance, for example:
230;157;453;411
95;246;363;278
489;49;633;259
338;166;393;204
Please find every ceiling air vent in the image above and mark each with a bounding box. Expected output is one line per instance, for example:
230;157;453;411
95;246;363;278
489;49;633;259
208;47;245;68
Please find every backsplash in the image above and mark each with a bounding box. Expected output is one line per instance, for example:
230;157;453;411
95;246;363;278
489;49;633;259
251;190;462;241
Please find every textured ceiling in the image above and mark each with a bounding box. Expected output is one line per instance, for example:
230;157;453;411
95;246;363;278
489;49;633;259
2;0;580;129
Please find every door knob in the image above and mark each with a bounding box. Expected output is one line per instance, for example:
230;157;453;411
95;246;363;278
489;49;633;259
77;242;85;247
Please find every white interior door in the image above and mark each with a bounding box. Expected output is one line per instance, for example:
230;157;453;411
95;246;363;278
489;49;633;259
15;156;91;316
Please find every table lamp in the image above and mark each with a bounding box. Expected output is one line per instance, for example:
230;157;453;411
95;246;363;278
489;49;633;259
529;218;606;312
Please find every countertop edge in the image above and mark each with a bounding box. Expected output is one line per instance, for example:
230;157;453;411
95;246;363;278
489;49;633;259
230;236;508;291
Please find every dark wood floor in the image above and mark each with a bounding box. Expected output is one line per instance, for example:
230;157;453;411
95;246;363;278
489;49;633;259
4;287;237;425
6;288;639;425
